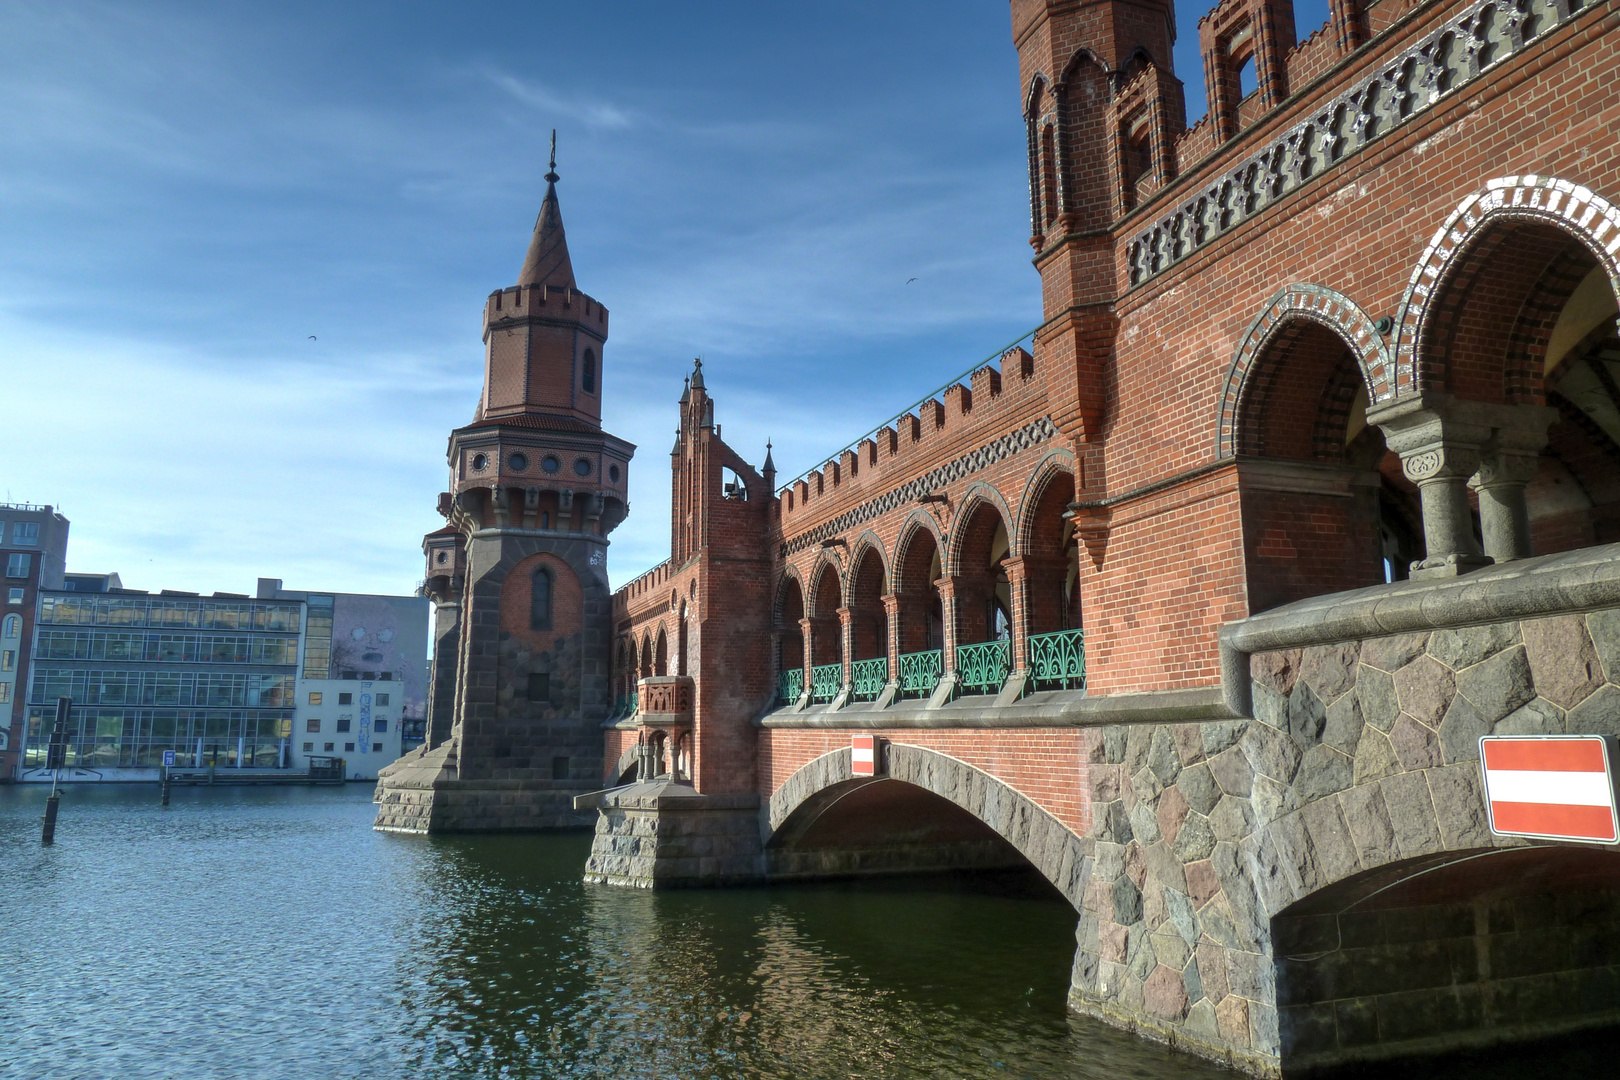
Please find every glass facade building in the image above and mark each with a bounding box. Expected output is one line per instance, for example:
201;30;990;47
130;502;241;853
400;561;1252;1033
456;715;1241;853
23;593;302;771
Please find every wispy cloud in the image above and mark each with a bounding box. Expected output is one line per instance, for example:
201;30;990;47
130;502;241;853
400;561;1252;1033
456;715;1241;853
483;71;634;131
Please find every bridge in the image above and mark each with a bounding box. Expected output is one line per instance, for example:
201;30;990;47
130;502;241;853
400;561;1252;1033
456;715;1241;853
581;0;1620;1072
378;0;1620;1073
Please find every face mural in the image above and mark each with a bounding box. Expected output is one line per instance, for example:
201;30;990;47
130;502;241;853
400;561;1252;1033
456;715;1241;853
329;594;429;721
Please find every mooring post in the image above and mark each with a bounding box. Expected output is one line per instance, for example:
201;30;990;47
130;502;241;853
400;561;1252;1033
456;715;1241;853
41;696;71;846
161;765;171;806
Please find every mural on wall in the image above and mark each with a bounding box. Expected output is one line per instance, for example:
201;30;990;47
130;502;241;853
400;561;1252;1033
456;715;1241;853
330;594;429;721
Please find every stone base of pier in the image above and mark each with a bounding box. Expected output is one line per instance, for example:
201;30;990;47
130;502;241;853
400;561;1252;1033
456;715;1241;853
373;743;596;833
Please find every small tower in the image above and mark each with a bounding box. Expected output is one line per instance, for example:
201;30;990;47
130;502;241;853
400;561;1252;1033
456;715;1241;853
377;138;637;834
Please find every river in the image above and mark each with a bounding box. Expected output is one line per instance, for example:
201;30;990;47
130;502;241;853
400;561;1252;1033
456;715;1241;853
0;785;1608;1079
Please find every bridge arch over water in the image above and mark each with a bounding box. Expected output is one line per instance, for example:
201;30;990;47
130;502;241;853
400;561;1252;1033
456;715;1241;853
764;742;1088;908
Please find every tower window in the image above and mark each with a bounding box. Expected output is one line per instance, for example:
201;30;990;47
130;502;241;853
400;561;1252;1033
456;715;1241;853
573;457;592;477
528;672;551;702
582;348;597;394
531;567;553;630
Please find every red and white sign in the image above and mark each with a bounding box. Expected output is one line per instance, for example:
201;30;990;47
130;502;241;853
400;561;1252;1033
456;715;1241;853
1480;735;1620;844
852;735;878;777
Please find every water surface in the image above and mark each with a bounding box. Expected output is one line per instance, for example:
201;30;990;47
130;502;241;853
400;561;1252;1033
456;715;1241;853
0;785;1608;1080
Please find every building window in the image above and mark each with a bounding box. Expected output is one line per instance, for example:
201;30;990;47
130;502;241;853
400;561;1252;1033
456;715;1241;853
380;671;393;681
335;692;351;705
11;522;39;546
530;568;552;631
0;683;10;704
582;348;597;394
376;693;389;706
509;452;528;471
336;717;351;732
344;742;355;752
324;742;334;751
5;554;31;579
306;718;320;733
527;672;550;702
7;589;21;605
1;651;13;672
552;756;569;780
302;742;313;752
308;692;322;705
573;457;592;477
2;615;18;638
373;742;383;753
542;455;560;474
374;719;388;732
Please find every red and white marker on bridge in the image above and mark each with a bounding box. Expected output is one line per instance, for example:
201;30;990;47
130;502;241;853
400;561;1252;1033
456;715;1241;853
1480;735;1620;844
852;735;880;777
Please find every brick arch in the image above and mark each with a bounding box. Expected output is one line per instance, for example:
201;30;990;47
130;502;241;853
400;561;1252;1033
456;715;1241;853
773;566;805;626
893;509;945;576
946;481;1016;574
1394;175;1620;398
764;743;1087;909
1024;71;1052;120
1013;449;1077;555
1216;284;1390;459
805;550;844;619
844;530;889;595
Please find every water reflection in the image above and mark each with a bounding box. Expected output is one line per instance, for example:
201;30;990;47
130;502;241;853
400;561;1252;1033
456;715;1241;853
0;786;1610;1080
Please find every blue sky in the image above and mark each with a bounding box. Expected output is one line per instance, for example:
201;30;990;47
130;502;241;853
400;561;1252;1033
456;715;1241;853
1;0;1329;595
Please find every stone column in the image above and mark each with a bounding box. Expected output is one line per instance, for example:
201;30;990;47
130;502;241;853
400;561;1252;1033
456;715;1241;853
1367;395;1490;580
796;616;814;708
876;593;902;706
928;576;962;708
1474;407;1556;562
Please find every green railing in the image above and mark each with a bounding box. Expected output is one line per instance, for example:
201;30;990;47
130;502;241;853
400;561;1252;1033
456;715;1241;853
778;666;804;704
809;663;842;704
850;656;889;701
898;649;943;698
1028;628;1085;690
956;639;1011;696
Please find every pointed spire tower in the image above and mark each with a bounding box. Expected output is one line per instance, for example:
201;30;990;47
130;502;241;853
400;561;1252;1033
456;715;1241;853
378;132;638;834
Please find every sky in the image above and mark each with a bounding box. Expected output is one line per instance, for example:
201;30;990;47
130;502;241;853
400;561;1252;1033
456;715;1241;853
1;0;1330;596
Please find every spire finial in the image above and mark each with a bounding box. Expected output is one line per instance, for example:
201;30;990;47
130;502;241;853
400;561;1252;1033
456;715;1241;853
690;357;705;390
545;129;558;184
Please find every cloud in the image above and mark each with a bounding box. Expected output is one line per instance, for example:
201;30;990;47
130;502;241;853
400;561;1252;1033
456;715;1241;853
483;71;634;131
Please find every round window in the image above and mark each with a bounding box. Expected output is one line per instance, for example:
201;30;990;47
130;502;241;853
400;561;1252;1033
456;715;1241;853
436;551;448;565
609;464;621;483
471;453;488;471
541;455;561;474
574;457;593;477
508;452;528;471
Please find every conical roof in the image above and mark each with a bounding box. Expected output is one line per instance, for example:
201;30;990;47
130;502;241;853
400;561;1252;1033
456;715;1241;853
517;134;576;289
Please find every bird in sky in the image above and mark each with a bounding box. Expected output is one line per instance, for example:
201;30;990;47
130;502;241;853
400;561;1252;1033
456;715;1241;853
308;335;317;340
905;277;917;284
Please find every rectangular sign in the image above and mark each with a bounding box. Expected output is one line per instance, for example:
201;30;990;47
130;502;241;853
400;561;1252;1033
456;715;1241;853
1480;735;1620;844
852;735;878;777
162;750;176;767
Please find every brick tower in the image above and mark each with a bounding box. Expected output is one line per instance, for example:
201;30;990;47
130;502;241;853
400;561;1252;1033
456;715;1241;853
376;139;636;832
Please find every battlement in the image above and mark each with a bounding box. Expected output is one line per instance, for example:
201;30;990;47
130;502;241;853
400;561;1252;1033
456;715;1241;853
482;283;608;336
776;341;1046;534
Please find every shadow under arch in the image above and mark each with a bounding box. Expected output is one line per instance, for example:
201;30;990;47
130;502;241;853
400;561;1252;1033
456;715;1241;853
1267;843;1620;1071
764;743;1087;908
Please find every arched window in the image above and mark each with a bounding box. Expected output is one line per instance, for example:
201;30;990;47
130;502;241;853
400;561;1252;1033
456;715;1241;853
1;615;17;638
582;348;597;395
530;567;553;631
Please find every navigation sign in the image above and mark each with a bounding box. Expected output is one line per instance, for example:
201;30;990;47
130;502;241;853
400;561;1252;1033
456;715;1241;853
1480;735;1620;844
162;750;176;767
852;735;879;777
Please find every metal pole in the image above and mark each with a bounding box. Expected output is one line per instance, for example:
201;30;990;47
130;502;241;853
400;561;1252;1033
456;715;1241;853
160;764;171;806
41;697;70;845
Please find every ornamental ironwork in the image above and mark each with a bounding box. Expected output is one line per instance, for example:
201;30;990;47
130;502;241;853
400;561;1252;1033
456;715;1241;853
777;667;803;704
956;639;1011;696
850;656;889;701
1127;0;1582;288
1028;628;1085;691
898;649;943;698
809;663;842;704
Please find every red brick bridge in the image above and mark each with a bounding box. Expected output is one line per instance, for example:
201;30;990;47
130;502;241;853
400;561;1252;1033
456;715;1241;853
380;0;1620;1073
